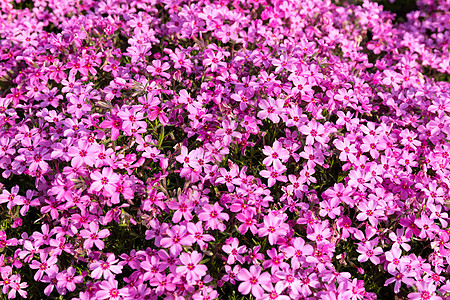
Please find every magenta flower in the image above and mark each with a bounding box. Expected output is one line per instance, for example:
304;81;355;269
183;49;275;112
262;140;290;166
215;166;241;192
99;114;123;141
307;221;332;244
258;214;289;245
168;195;194;223
147;59;171;79
385;246;408;274
96;278;123;300
222;238;247;265
68;139;99;167
160;225;194;255
79;222;110;250
245;246;265;264
117;106;147;136
257;97;283;123
334;138;357;162
6;277;28;299
260;159;287;187
221;265;240;286
357;240;383;265
236;210;258;235
300;119;326;145
89;167;121;196
415;215;440;239
383;69;401;90
176;251;208;284
187;221;215;250
56;267;83;292
407;281;441;300
356;200;384;227
203;50;227;72
237;265;271;298
0;185;24;210
348;168;373;192
389;229;411;251
150;273;176;295
198;203;229;232
29;252;58;281
385;267;415;294
262;282;290;300
284;237;314;270
90;254;123;280
31;224;52;247
216;120;242;146
262;248;289;273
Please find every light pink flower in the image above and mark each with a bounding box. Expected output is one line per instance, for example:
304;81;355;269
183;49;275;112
79;222;110;250
237;265;271;298
176;251;208;284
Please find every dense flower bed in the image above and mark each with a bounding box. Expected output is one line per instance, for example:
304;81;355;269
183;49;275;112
0;0;450;299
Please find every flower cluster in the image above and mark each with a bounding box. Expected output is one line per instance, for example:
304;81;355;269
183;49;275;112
0;0;450;299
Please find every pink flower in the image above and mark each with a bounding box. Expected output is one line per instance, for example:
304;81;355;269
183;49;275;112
56;267;83;292
257;97;283;123
299;145;325;169
222;265;241;284
216;120;242;146
389;229;411;251
356;200;384;227
336;111;359;131
262;282;290;300
236;210;258;235
357;240;383;265
385;266;415;294
407;281;441;300
147;59;171;79
7;277;28;299
187;221;215;250
385;246;409;274
198;203;229;232
203;50;227;72
222;238;247;265
90;254;123;280
260;159;287;187
99;114;123;141
31;224;52;247
415;215;439;239
262;248;289;273
96;278;123;300
319;198;341;219
176;251;208;284
168;195;194;223
307;221;332;245
262;140;290;166
79;222;110;250
117;107;147;135
29;252;58;281
237;265;271;298
215;166;241;192
258;213;289;245
284;237;314;270
348;169;373;192
300;119;325;145
160;225;194;255
89;167;121;196
383;69;401;90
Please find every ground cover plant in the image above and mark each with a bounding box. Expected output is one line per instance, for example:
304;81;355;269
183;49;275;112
0;0;449;299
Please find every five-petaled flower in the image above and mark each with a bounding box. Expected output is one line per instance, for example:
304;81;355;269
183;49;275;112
79;222;110;250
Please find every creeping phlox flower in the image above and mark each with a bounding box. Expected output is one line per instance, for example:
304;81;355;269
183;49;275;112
0;0;450;299
176;251;208;285
79;222;110;250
